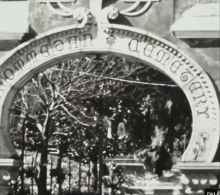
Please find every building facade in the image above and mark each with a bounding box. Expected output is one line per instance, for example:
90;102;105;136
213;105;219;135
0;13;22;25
0;0;219;194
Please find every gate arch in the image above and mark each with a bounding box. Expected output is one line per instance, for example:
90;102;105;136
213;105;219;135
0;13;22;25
0;23;219;163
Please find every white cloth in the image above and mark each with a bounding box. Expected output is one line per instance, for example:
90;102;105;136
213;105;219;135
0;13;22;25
105;116;112;139
107;126;112;139
165;100;173;115
117;122;127;140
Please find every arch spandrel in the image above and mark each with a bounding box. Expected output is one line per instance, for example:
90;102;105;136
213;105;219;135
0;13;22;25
0;23;219;162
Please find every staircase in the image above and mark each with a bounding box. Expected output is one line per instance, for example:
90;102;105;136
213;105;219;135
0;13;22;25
104;156;185;195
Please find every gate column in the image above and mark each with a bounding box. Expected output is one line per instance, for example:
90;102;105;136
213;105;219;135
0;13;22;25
0;2;28;194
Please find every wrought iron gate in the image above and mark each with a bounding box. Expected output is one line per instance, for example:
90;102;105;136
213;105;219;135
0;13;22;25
8;123;107;195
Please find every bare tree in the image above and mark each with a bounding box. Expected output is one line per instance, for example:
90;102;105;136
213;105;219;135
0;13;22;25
9;54;191;194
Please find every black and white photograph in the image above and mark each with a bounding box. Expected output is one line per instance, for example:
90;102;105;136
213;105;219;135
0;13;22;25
0;0;219;195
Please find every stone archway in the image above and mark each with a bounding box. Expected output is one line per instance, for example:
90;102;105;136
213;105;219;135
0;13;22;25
0;23;219;165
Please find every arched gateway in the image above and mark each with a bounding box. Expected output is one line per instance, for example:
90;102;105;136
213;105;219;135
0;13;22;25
0;5;219;194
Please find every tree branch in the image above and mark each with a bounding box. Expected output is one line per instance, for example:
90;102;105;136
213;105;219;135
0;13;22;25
60;105;93;127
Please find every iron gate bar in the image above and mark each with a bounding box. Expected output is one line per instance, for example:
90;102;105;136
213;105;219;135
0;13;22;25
98;124;103;195
50;155;53;193
68;157;71;193
79;130;82;192
21;117;27;194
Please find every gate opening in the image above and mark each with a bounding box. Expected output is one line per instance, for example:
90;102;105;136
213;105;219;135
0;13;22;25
8;54;192;195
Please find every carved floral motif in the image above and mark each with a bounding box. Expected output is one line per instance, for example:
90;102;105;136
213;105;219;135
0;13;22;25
106;35;116;47
193;133;209;160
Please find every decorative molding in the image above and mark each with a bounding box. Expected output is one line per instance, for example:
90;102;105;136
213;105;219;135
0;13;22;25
177;162;220;170
181;173;218;193
177;162;220;193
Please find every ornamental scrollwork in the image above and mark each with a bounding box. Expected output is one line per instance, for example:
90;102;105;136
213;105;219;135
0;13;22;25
180;69;194;82
120;0;160;17
39;1;92;26
193;132;209;160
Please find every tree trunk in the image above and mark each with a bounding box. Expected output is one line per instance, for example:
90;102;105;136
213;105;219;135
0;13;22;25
38;138;49;195
92;159;98;192
98;125;103;194
57;156;63;195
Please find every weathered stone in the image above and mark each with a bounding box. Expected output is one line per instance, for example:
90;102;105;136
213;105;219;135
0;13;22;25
0;1;219;194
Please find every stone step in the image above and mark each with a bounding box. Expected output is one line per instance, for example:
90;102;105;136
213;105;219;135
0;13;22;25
109;162;181;177
104;155;136;163
104;158;183;194
104;157;182;185
104;158;137;163
117;162;146;173
122;185;184;195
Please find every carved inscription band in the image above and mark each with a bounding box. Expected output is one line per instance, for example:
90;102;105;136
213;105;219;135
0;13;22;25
0;24;219;163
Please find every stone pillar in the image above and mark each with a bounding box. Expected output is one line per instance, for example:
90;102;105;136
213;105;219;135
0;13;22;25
0;1;28;194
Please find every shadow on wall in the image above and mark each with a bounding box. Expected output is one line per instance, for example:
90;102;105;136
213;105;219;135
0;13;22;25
0;26;37;51
181;39;220;48
20;25;38;43
213;143;220;162
109;14;133;27
102;0;118;8
206;71;220;103
208;70;220;163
